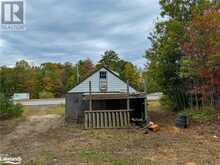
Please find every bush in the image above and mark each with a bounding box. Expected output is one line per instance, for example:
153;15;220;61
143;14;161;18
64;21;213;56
0;93;23;120
39;91;54;99
160;95;176;111
184;107;218;123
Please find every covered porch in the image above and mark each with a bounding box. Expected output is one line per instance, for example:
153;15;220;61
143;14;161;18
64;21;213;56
83;93;146;129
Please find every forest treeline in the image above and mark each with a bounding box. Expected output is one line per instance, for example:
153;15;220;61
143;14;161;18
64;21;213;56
1;0;220;111
0;50;143;99
145;0;220;110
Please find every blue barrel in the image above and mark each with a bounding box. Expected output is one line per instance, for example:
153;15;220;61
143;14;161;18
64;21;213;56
176;113;188;128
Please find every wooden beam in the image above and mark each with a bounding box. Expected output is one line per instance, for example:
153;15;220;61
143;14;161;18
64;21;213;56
119;111;124;127
112;112;116;128
83;93;145;100
127;80;130;111
93;112;96;128
85;112;88;129
97;113;100;128
116;112;120;127
100;112;104;128
124;111;128;126
127;111;131;126
89;81;92;111
84;109;133;113
108;112;112;128
84;110;133;129
104;112;108;128
88;112;92;128
144;79;148;123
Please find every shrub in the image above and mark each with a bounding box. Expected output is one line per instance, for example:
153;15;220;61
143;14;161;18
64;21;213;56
160;95;176;111
184;107;218;123
39;91;54;99
0;93;23;120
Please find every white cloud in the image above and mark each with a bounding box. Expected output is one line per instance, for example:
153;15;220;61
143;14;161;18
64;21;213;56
0;38;6;48
0;0;161;67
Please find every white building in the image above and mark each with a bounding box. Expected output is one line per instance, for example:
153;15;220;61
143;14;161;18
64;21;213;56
69;66;137;94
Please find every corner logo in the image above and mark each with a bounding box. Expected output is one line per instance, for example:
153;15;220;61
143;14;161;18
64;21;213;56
0;0;25;31
0;154;22;164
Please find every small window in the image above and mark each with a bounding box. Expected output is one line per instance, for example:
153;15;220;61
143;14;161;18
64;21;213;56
100;80;107;91
100;71;107;79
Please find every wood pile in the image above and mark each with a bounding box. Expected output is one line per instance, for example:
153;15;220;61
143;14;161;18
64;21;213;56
146;121;160;132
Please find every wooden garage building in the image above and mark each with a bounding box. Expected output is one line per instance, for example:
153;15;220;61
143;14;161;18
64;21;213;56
65;66;147;128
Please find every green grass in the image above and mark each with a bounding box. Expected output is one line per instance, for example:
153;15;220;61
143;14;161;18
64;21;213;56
27;150;55;165
0;116;26;135
0;105;64;136
184;107;218;123
1;101;220;165
80;148;113;162
45;105;65;115
148;101;161;111
150;101;219;123
79;148;153;165
23;104;65;117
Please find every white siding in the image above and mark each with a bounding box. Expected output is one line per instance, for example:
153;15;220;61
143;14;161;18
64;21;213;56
69;68;137;93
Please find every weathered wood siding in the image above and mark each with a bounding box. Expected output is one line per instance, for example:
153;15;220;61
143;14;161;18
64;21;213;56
65;95;145;124
68;68;136;93
84;110;132;129
65;93;88;123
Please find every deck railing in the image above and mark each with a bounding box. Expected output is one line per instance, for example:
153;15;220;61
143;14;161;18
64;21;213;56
84;109;132;129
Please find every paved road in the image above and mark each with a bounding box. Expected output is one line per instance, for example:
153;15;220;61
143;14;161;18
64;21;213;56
14;98;65;106
14;93;162;106
147;92;163;101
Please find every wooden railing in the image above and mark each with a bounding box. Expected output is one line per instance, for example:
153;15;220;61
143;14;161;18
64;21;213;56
84;109;132;129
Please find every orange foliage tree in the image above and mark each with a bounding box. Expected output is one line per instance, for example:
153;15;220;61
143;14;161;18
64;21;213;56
182;8;220;106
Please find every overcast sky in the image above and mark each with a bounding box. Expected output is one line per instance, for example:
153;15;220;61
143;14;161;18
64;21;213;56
0;0;161;67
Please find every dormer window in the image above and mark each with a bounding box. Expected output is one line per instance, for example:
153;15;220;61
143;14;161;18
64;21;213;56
100;71;107;79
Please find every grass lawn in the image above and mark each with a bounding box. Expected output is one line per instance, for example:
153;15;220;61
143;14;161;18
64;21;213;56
0;102;220;165
22;104;65;116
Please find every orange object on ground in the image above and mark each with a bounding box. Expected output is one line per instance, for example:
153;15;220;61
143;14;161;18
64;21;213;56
147;121;160;132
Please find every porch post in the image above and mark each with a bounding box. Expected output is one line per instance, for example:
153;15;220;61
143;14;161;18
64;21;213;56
127;80;130;111
144;79;148;123
89;81;92;111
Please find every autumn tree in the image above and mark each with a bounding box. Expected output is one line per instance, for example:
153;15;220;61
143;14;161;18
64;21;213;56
1;55;144;99
78;58;95;81
182;8;220;106
39;63;65;98
63;62;77;91
14;60;32;92
146;0;219;110
121;63;142;91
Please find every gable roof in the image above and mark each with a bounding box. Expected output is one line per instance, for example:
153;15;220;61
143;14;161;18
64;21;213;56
69;66;139;93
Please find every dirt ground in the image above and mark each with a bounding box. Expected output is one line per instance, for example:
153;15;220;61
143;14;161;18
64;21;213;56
0;103;220;165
